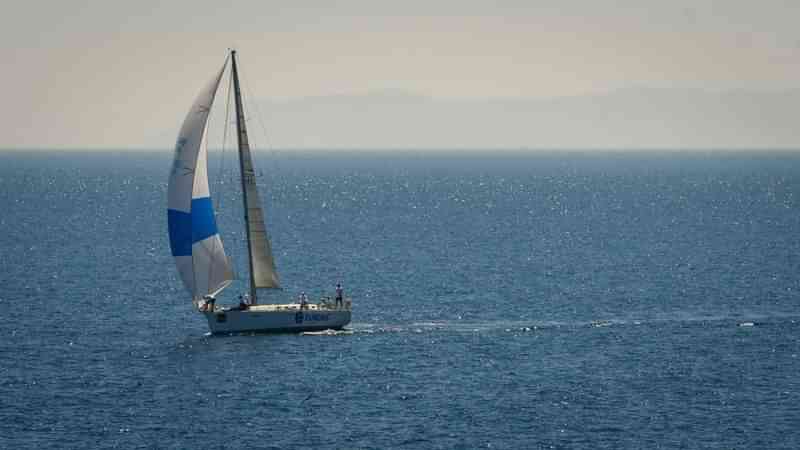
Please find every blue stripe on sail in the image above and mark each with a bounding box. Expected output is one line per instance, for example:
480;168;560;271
168;209;192;256
189;197;219;243
167;197;219;257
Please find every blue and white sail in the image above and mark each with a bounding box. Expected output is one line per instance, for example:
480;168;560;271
167;62;234;300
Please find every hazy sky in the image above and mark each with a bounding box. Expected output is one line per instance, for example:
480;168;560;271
2;0;799;149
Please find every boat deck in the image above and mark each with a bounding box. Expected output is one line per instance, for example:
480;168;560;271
212;300;351;313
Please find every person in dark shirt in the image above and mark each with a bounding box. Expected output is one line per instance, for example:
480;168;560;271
300;292;308;310
202;295;216;312
237;295;248;311
335;283;344;309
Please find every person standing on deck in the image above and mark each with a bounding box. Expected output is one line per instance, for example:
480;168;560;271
300;291;308;310
335;283;344;309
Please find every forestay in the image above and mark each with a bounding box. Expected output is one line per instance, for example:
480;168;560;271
167;62;234;300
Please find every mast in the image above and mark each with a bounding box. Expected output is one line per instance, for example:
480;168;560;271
230;50;281;304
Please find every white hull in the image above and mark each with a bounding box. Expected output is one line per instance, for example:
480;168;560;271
203;303;351;334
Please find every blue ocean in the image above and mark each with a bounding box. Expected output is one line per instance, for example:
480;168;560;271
1;150;799;449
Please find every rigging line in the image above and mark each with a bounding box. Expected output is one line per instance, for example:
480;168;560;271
195;58;236;302
222;52;247;288
206;54;237;297
218;58;244;283
236;56;282;185
202;58;228;300
213;54;234;214
214;60;234;215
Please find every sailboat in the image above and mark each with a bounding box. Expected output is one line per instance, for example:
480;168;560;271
167;50;351;334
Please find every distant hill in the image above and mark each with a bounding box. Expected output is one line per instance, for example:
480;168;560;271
166;88;800;151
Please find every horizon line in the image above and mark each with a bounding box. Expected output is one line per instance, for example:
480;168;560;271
2;147;800;154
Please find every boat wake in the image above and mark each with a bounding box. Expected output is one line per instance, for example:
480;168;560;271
346;314;800;336
301;329;354;336
191;314;797;339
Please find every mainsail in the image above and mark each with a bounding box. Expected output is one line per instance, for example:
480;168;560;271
231;51;280;301
167;62;234;300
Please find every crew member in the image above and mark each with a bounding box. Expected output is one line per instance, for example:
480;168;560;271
300;291;308;310
335;283;344;309
202;295;216;312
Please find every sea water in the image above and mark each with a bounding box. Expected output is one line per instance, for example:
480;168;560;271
1;150;799;449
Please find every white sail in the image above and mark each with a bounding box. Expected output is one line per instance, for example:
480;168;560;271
167;62;234;299
240;139;280;289
231;52;281;292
